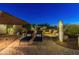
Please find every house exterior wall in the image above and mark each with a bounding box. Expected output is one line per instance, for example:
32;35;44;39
0;24;25;35
13;25;23;35
0;24;6;34
8;25;24;35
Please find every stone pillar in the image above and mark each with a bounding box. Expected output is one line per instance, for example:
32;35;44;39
59;20;64;42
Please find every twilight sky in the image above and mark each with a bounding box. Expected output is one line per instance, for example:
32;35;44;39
0;3;79;25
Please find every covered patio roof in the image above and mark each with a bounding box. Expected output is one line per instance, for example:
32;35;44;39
0;11;30;25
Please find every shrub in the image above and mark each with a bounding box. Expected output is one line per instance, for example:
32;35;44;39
64;25;79;36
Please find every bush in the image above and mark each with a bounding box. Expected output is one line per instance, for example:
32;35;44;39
64;25;79;36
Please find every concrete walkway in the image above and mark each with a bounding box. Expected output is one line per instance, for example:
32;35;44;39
0;39;24;55
17;40;79;55
1;39;79;55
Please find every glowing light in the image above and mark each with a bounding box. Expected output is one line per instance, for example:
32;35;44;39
59;20;64;42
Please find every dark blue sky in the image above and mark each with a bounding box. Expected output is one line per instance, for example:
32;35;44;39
0;3;79;25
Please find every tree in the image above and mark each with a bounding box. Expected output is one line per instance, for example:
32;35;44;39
64;25;79;36
23;24;32;31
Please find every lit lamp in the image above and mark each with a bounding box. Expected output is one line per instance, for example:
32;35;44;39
59;20;64;42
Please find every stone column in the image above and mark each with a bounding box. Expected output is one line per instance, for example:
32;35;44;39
59;20;64;42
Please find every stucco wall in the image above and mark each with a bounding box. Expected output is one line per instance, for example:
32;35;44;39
0;24;7;34
0;24;23;35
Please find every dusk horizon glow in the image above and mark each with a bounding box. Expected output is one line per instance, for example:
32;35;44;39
0;3;79;26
